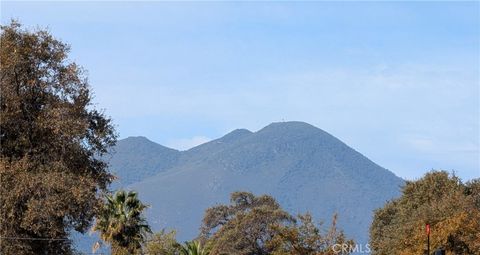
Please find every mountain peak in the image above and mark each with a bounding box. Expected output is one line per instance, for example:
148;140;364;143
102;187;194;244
257;121;331;140
219;128;252;142
263;121;317;130
117;136;178;151
109;136;180;187
185;128;252;153
122;136;151;142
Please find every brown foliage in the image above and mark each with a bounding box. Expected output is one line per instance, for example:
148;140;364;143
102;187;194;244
268;213;354;255
144;230;182;255
199;191;295;255
0;21;116;254
199;191;354;255
370;171;480;255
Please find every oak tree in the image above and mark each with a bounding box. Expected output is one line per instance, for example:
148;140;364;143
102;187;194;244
144;230;182;255
0;21;116;254
268;213;354;255
199;191;295;255
370;171;480;255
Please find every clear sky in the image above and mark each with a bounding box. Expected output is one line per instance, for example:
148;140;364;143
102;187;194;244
2;1;479;181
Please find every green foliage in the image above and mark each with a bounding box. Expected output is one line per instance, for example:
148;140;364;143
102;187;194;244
199;191;295;255
144;229;182;255
370;171;480;255
179;240;210;255
93;190;151;255
199;191;353;255
268;213;354;255
144;233;209;255
0;21;116;254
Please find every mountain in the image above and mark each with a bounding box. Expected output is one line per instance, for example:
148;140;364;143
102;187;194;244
114;121;404;246
106;136;180;187
74;121;404;252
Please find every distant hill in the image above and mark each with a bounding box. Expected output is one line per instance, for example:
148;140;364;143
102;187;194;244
106;136;180;188
75;121;404;252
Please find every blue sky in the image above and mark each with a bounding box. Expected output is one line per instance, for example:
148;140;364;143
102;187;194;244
2;1;479;181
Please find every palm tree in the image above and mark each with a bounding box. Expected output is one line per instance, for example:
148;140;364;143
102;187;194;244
93;190;151;255
180;240;210;255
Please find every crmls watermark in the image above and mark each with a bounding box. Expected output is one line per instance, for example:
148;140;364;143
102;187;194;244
332;243;371;254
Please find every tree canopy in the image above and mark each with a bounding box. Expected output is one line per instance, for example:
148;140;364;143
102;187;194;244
94;190;151;255
144;229;182;255
370;171;480;255
199;191;295;255
199;191;353;255
268;213;354;255
0;21;116;254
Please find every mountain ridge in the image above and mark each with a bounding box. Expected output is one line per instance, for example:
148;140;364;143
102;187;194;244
108;121;404;246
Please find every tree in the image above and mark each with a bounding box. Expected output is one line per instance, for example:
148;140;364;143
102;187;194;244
93;190;151;255
144;229;182;255
199;191;296;255
370;171;480;255
268;213;354;255
144;231;211;255
199;191;354;255
179;240;210;255
0;21;116;254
